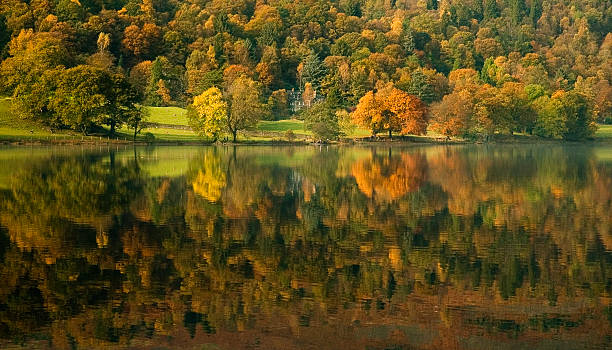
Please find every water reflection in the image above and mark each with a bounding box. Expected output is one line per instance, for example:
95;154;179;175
0;145;611;349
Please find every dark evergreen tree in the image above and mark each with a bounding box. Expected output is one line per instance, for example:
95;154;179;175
509;0;527;24
404;71;435;104
529;0;542;26
0;14;8;58
483;0;500;20
300;52;326;90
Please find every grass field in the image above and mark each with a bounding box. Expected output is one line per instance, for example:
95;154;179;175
145;106;190;126
3;100;612;144
258;119;309;134
595;124;612;139
0;98;88;142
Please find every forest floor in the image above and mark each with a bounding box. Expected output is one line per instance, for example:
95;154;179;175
1;99;611;145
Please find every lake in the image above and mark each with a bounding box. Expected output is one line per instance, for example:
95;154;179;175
0;145;611;349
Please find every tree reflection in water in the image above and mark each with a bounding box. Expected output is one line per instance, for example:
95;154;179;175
0;145;610;349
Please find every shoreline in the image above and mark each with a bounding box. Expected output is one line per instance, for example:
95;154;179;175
1;134;610;147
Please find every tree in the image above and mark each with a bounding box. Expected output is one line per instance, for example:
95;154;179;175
557;91;596;141
189;87;228;142
352;86;429;138
105;73;143;136
256;46;281;91
12;67;62;128
431;90;475;137
302;101;341;142
303;82;316;108
145;56;185;106
500;82;537;134
386;88;429;136
0;14;9;57
87;33;115;71
186;48;222;97
299;52;326;89
0;29;70;96
225;76;264;142
401;70;435;104
351;90;382;136
483;0;499;20
509;0;527;24
121;23;162;61
50;65;110;134
267;89;291;120
55;0;86;22
128;61;153;99
127;106;147;141
533;91;596;140
532;96;566;138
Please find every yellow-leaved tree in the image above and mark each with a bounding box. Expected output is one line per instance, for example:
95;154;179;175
189;87;228;142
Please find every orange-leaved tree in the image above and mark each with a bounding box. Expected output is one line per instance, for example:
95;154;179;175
430;89;475;137
386;88;429;136
352;85;428;138
351;90;383;136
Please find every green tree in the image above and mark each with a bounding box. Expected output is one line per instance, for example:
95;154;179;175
402;70;435;104
509;0;526;24
145;56;185;106
558;91;596;141
55;0;86;22
302;101;341;142
533;96;566;138
0;14;9;58
480;57;497;86
105;73;143;136
483;0;499;20
189;87;228;142
529;0;542;26
50;65;110;134
225;76;264;142
12;68;62;128
267;89;291;121
299;52;326;89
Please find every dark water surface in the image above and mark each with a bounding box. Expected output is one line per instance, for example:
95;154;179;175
0;145;611;349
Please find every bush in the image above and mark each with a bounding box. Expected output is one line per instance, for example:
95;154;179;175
144;132;155;143
301;101;341;142
285;129;296;141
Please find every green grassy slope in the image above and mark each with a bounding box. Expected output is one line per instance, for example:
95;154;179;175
3;100;611;143
595;124;612;139
145;106;190;126
0;98;84;142
258;119;309;134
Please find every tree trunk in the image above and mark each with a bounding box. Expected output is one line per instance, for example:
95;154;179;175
133;127;138;142
388;128;392;139
232;130;237;143
110;120;116;136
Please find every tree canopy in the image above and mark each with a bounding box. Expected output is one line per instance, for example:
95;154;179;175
0;0;610;139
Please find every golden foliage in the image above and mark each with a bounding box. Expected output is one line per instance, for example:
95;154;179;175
351;86;428;136
191;152;226;202
351;153;426;202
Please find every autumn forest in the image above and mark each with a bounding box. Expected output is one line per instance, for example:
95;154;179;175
0;0;611;141
1;1;612;349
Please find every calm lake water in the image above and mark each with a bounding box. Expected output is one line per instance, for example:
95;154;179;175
0;145;611;349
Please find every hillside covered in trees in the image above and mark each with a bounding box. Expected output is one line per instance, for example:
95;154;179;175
1;0;611;140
